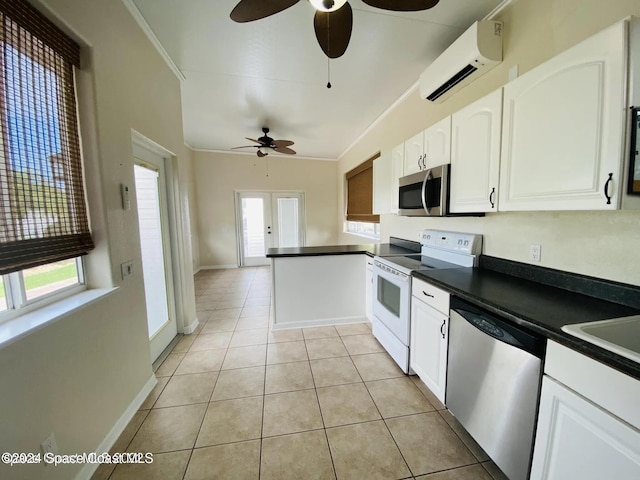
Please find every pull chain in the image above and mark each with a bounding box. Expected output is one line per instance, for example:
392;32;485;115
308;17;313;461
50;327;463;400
327;57;332;89
266;156;269;177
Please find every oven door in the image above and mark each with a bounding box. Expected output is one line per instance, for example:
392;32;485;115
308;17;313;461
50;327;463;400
372;262;411;344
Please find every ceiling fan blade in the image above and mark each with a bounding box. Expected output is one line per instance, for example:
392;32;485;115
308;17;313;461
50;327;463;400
257;150;268;158
245;137;263;144
230;0;300;22
362;0;438;12
314;3;352;59
231;145;258;149
361;0;439;12
274;146;296;155
273;139;294;148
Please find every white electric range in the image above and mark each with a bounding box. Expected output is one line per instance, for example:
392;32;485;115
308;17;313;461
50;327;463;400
371;230;483;373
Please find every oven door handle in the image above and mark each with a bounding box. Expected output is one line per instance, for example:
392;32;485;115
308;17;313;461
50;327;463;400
421;169;433;214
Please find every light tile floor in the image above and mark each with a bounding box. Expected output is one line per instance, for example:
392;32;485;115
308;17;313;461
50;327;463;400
93;266;509;480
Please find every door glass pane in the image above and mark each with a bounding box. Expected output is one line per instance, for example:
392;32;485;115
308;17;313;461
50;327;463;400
277;197;299;248
135;164;170;339
242;198;265;257
378;276;401;317
23;258;80;301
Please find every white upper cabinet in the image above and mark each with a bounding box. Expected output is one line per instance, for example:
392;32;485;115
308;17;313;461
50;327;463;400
373;150;391;215
390;143;404;213
450;89;503;213
499;19;627;211
423;116;452;169
373;145;404;215
404;117;452;175
403;130;424;175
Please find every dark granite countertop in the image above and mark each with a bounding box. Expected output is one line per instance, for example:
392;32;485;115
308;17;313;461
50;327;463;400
267;238;420;258
413;260;640;380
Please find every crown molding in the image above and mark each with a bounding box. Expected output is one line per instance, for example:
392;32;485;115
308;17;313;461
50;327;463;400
121;0;186;82
191;147;336;162
338;80;419;160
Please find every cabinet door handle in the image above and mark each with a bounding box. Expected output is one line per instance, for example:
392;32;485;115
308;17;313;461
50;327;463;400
422;291;434;298
604;173;613;205
489;187;496;208
422;155;427;170
440;319;446;339
418;154;423;170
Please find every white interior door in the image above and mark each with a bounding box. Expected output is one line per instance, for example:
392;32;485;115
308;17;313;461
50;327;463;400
134;151;177;363
237;191;305;266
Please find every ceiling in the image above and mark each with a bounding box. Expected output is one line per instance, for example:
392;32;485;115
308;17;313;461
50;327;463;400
130;0;504;160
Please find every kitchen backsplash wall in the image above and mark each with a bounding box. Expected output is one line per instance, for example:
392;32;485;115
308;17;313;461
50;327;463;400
380;211;640;286
338;0;640;287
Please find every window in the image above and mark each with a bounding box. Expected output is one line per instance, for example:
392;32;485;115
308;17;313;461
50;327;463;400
0;1;93;317
345;220;380;238
345;153;380;238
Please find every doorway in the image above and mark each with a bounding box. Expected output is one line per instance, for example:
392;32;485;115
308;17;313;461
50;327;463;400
236;191;305;266
133;145;178;363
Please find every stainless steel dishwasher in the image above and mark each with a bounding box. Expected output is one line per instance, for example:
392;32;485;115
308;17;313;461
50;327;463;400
446;297;546;480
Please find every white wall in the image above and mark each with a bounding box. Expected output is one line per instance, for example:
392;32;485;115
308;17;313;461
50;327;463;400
184;146;201;272
0;1;195;479
194;151;339;268
338;0;640;286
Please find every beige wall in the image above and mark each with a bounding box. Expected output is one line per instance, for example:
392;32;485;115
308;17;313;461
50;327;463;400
184;146;201;271
0;1;195;479
194;151;339;268
338;0;640;286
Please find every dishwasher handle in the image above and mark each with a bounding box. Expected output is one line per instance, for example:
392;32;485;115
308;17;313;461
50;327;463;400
451;298;546;359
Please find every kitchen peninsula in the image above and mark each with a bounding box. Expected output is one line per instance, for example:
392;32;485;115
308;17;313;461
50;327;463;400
267;240;418;330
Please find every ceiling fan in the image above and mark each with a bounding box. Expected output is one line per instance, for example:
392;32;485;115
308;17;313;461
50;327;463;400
232;127;297;157
230;0;440;59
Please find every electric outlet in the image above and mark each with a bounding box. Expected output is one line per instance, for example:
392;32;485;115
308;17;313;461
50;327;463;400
530;244;542;262
120;260;134;279
41;433;57;457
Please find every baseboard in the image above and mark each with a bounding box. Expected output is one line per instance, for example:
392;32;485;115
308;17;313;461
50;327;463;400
182;316;200;334
199;264;238;270
75;374;157;480
271;316;368;331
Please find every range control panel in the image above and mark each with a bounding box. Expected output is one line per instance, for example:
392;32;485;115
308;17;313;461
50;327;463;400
419;229;483;256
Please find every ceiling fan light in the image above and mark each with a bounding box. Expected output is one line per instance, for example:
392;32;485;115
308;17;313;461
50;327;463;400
309;0;348;13
258;146;270;155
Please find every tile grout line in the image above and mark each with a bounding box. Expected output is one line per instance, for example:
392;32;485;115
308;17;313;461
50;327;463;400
302;326;342;480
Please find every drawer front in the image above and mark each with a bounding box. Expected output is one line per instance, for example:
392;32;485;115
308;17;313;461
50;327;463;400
412;278;450;314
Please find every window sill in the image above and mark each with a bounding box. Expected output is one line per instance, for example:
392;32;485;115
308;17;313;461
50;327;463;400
0;287;118;349
344;230;380;241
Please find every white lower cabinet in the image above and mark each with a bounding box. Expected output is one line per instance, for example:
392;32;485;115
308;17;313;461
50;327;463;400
531;377;640;480
410;278;449;403
365;258;373;321
531;341;640;480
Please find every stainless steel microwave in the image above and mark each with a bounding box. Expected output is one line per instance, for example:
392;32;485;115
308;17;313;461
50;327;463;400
398;165;449;216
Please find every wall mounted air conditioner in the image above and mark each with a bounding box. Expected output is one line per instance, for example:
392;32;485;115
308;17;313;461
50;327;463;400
420;20;503;103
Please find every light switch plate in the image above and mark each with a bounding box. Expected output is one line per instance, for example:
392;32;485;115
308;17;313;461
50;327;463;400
121;261;134;279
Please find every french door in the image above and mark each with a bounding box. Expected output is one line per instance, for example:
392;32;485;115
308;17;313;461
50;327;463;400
236;191;305;266
133;146;177;363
